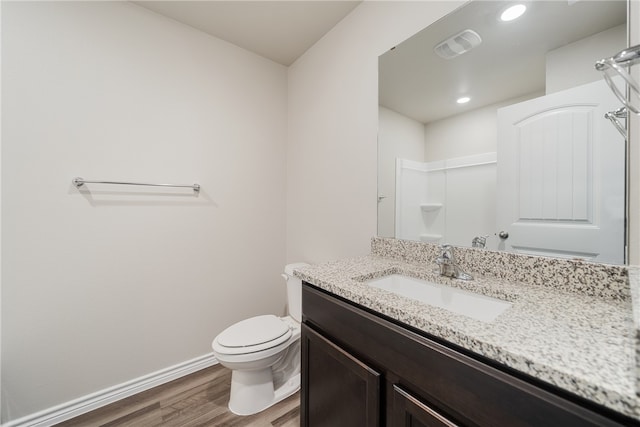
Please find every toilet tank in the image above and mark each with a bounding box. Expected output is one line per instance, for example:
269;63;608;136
283;263;309;322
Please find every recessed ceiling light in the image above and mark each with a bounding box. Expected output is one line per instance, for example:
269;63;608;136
457;97;471;104
500;4;527;22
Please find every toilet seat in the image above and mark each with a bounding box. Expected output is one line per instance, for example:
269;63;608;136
211;263;307;416
213;315;292;355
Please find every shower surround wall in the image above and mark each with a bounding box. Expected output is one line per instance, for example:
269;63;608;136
395;154;497;249
2;2;287;423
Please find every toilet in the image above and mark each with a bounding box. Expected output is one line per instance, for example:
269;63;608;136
211;263;309;416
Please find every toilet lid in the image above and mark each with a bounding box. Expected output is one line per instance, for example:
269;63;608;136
217;315;291;349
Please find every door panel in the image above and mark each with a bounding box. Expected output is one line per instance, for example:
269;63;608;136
497;79;624;263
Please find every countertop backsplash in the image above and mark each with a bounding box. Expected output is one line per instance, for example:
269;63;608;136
371;237;631;302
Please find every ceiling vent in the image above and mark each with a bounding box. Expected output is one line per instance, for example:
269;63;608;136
433;29;482;59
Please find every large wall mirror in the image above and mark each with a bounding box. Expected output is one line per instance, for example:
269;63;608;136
378;0;630;265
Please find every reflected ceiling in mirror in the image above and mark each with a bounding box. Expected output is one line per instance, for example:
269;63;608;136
378;0;628;264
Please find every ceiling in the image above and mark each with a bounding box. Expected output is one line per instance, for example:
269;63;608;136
134;1;361;66
379;0;627;124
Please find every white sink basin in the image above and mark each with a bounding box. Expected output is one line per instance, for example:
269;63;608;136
366;274;511;322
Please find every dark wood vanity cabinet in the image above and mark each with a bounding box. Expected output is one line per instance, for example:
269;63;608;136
391;385;459;427
301;283;636;427
302;324;381;426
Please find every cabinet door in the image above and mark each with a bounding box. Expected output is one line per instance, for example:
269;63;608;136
301;323;381;427
392;385;459;427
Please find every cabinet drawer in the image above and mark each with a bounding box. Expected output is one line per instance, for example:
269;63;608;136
392;385;460;427
303;283;631;427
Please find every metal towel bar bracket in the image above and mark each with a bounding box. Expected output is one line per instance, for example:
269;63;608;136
595;44;640;115
73;177;200;192
604;106;628;140
595;44;640;71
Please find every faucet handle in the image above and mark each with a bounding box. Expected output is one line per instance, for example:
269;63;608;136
471;235;488;248
435;244;473;281
439;244;454;262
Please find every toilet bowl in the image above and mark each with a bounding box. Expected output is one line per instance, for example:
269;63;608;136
211;263;308;416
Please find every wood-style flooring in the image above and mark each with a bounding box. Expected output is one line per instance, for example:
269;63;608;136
55;364;300;427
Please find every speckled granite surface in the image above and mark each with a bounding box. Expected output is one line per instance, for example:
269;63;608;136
294;238;640;421
371;237;630;301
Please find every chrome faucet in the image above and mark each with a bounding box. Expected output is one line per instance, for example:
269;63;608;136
435;245;473;280
471;235;488;249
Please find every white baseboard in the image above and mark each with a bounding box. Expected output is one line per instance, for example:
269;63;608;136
3;353;218;427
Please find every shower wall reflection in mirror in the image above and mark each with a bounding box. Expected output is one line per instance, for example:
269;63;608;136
378;0;628;264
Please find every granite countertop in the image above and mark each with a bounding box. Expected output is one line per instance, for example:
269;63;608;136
294;246;640;421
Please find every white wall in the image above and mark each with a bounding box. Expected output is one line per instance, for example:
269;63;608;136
2;2;287;422
423;93;541;162
287;1;463;263
377;106;425;238
546;24;626;94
